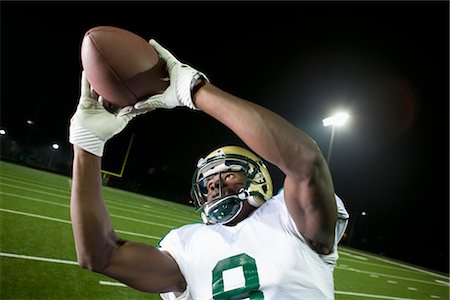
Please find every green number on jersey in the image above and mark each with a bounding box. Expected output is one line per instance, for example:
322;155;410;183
212;253;264;299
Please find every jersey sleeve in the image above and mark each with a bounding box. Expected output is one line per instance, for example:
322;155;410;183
335;194;350;242
157;229;191;300
160;289;191;300
276;189;350;265
158;229;185;270
321;194;349;264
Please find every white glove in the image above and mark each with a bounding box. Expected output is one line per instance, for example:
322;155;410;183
69;71;149;157
134;39;209;111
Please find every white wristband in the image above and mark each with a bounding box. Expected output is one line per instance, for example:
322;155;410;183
69;122;105;157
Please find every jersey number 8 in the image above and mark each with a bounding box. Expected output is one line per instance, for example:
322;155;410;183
212;253;264;299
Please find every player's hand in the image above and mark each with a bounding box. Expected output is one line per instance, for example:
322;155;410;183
69;71;148;157
134;39;209;111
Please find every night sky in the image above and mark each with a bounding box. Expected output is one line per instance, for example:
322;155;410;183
1;1;449;273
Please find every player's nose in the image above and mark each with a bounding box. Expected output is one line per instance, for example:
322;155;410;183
207;174;220;191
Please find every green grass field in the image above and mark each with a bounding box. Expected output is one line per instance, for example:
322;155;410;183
1;160;448;299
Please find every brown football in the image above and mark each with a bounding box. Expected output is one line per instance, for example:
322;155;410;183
80;26;168;110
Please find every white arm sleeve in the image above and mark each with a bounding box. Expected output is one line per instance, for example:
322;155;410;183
335;194;350;242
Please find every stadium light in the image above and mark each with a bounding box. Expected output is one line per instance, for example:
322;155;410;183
0;129;6;135
322;112;349;128
322;111;349;164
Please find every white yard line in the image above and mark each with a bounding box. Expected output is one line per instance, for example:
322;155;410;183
2;177;195;222
0;252;78;265
0;208;161;240
337;265;447;287
0;183;69;200
115;229;160;240
340;248;449;280
339;250;368;261
0;208;71;224
1;252;128;289
338;256;429;275
335;290;421;300
99;281;128;287
0;173;68;192
66;178;197;221
0;191;69;207
0;190;179;229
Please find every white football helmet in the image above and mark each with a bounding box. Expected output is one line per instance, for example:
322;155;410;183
191;145;273;225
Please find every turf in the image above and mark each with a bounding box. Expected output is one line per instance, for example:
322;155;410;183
1;160;448;299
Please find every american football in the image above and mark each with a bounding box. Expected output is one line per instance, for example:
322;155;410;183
80;26;169;110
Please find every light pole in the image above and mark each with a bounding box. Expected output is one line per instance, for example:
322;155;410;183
322;112;349;164
48;143;60;168
24;119;35;151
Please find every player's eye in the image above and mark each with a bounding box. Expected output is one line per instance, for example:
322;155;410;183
223;173;234;181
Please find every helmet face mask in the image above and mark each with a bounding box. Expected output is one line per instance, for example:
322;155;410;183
201;194;244;224
191;146;273;225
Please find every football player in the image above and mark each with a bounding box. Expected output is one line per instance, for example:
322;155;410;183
69;39;349;299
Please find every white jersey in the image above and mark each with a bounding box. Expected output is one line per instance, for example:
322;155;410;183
159;191;349;300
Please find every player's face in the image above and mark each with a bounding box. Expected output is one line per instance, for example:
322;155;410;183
204;171;247;202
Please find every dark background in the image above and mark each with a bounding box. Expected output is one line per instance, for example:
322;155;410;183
1;1;449;273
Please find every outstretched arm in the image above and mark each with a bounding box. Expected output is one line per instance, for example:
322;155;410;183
194;83;338;254
69;72;185;292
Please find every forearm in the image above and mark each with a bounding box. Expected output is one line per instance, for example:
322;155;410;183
194;83;323;179
70;146;117;271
